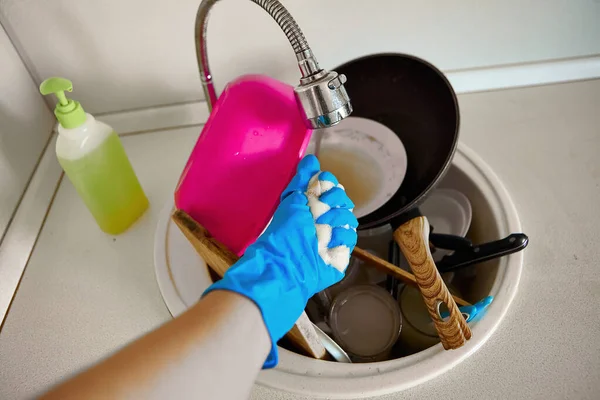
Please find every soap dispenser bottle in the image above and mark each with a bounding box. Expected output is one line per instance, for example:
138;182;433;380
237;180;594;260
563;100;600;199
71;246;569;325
40;77;149;235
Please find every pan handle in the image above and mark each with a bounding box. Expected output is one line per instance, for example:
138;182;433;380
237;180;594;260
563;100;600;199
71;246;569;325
437;233;529;273
429;232;473;251
394;216;471;350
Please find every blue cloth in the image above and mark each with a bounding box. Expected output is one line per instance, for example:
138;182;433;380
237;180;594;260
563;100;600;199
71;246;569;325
204;155;358;368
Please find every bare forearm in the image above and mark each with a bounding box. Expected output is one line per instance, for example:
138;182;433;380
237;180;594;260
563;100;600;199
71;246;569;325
41;291;270;400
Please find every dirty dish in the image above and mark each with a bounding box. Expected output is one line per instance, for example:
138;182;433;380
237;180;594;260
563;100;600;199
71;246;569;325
420;188;472;261
306;116;407;219
329;285;402;362
312;322;352;363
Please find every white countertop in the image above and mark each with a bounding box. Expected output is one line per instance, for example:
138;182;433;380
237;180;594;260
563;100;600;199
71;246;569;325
1;80;599;399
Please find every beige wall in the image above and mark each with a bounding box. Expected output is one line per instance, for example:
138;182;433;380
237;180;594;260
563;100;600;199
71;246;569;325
1;0;599;114
0;24;54;239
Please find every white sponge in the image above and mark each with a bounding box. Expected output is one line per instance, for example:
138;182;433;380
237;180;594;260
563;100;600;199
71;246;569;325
305;173;352;272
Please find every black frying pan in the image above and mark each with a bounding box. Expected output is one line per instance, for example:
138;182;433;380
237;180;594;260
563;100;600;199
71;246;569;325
334;54;471;349
335;53;458;228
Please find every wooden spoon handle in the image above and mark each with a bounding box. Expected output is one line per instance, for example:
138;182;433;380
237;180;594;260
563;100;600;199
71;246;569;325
172;209;327;359
352;246;471;307
394;216;472;350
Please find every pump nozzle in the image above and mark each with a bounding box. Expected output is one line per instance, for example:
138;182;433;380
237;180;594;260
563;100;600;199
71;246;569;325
40;77;86;129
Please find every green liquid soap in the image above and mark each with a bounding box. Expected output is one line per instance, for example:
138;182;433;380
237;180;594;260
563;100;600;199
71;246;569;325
58;133;148;235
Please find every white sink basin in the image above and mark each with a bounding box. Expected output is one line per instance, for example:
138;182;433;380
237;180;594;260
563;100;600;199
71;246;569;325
154;142;524;398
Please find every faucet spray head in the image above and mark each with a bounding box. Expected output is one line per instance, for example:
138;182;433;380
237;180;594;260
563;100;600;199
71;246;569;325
295;70;352;129
294;50;352;129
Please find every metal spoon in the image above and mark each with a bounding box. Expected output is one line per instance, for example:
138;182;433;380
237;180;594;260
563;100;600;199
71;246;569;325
312;322;352;363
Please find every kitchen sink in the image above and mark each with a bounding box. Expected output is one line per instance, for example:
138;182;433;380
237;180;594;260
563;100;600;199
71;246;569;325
154;142;524;398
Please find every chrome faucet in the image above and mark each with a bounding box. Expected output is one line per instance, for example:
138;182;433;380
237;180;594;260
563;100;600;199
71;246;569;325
195;0;352;128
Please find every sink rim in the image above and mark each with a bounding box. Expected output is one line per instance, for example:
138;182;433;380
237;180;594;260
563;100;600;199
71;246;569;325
256;142;523;398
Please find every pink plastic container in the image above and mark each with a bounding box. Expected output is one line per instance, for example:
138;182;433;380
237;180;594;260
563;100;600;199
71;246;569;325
175;74;313;256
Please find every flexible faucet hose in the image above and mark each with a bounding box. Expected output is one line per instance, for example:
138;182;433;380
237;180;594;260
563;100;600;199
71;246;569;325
250;0;310;54
195;0;313;109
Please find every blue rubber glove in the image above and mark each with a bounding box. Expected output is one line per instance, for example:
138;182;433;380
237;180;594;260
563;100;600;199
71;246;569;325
204;155;358;368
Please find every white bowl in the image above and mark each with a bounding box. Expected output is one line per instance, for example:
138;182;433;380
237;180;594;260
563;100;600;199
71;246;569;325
306;116;407;219
154;142;523;398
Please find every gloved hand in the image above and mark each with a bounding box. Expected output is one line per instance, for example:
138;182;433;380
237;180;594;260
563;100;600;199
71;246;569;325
204;155;358;368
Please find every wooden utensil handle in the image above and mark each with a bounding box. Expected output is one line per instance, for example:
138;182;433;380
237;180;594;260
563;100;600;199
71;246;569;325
352;247;471;307
172;209;238;277
172;209;327;359
394;216;472;350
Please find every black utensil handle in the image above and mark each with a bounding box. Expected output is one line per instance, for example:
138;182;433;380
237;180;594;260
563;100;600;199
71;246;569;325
429;232;473;251
386;241;401;299
437;233;529;273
